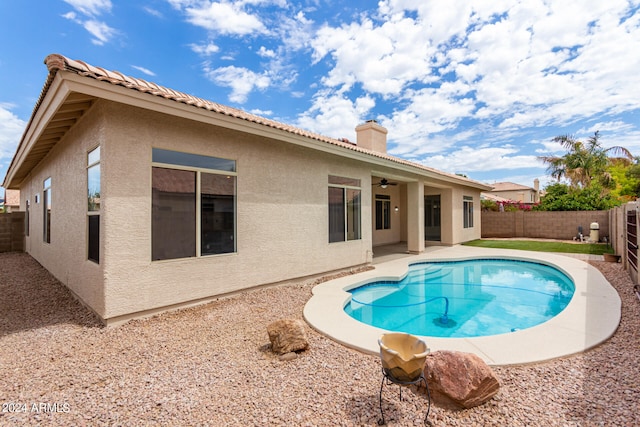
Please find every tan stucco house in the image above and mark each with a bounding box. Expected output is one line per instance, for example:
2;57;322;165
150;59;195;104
1;189;20;212
3;54;491;325
483;180;540;205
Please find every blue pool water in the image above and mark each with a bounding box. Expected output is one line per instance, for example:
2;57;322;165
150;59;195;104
344;259;575;338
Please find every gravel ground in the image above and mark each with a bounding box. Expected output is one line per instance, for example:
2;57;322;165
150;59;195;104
0;252;638;426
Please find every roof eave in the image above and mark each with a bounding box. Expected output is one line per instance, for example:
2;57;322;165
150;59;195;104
3;72;66;189
4;54;492;193
3;72;96;189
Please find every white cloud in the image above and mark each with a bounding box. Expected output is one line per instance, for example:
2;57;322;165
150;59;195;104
311;17;437;96
531;123;640;185
249;108;273;116
83;19;118;45
178;1;267;35
605;130;640;155
131;65;156;77
458;0;640;131
144;6;164;18
577;121;635;135
536;138;566;155
296;91;375;140
305;0;640;156
191;42;220;56
387;85;476;148
264;60;298;91
193;8;312;98
203;64;270;103
537;124;640;159
239;0;288;6
63;0;112;16
277;11;314;52
378;0;512;44
420;145;541;175
164;0;639;185
250;11;315;93
62;0;117;45
0;105;25;174
257;46;276;58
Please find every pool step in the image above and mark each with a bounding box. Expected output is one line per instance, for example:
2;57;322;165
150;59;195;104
405;266;452;283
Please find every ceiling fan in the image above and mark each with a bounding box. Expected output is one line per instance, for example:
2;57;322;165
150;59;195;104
373;178;398;189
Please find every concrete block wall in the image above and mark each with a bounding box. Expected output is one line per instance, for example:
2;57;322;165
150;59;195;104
481;211;517;238
0;212;25;252
482;210;610;241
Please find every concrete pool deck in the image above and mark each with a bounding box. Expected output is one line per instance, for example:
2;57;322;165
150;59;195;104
303;245;621;365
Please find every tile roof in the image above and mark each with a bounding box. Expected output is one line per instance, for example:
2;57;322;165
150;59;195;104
480;193;512;202
5;53;491;190
489;182;535;192
44;54;379;155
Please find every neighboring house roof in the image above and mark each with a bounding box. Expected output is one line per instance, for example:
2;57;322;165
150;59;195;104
4;189;20;207
489;182;536;192
3;54;492;192
483;181;540;204
480;193;512;203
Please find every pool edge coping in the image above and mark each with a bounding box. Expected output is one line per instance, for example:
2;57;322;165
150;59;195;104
303;246;622;366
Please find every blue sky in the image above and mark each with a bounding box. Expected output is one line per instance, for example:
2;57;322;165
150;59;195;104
1;0;640;192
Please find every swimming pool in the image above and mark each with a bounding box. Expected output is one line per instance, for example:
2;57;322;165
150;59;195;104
303;246;621;365
344;259;575;338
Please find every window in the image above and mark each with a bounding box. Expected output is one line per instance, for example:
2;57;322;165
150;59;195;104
425;195;441;228
25;199;30;237
375;194;391;230
87;146;100;263
463;195;474;228
43;178;51;243
152;148;236;261
328;175;361;243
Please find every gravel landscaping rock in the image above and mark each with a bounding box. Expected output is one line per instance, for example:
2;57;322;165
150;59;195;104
1;252;638;426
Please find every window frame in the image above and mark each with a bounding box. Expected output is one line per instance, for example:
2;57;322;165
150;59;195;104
25;199;30;237
375;194;391;230
43;177;51;243
87;146;100;263
463;195;474;229
328;175;361;243
151;148;237;261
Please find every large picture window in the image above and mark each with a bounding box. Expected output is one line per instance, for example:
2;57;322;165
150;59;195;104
463;195;474;229
43;177;51;243
152;148;236;261
87;146;100;263
375;194;391;230
328;175;361;243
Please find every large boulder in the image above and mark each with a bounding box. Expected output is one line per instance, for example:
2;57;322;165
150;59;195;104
421;350;500;409
267;319;309;355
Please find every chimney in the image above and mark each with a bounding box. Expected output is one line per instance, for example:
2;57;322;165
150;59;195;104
355;120;388;153
534;179;540;203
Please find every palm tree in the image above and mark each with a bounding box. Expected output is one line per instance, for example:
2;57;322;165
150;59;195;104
538;131;633;189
